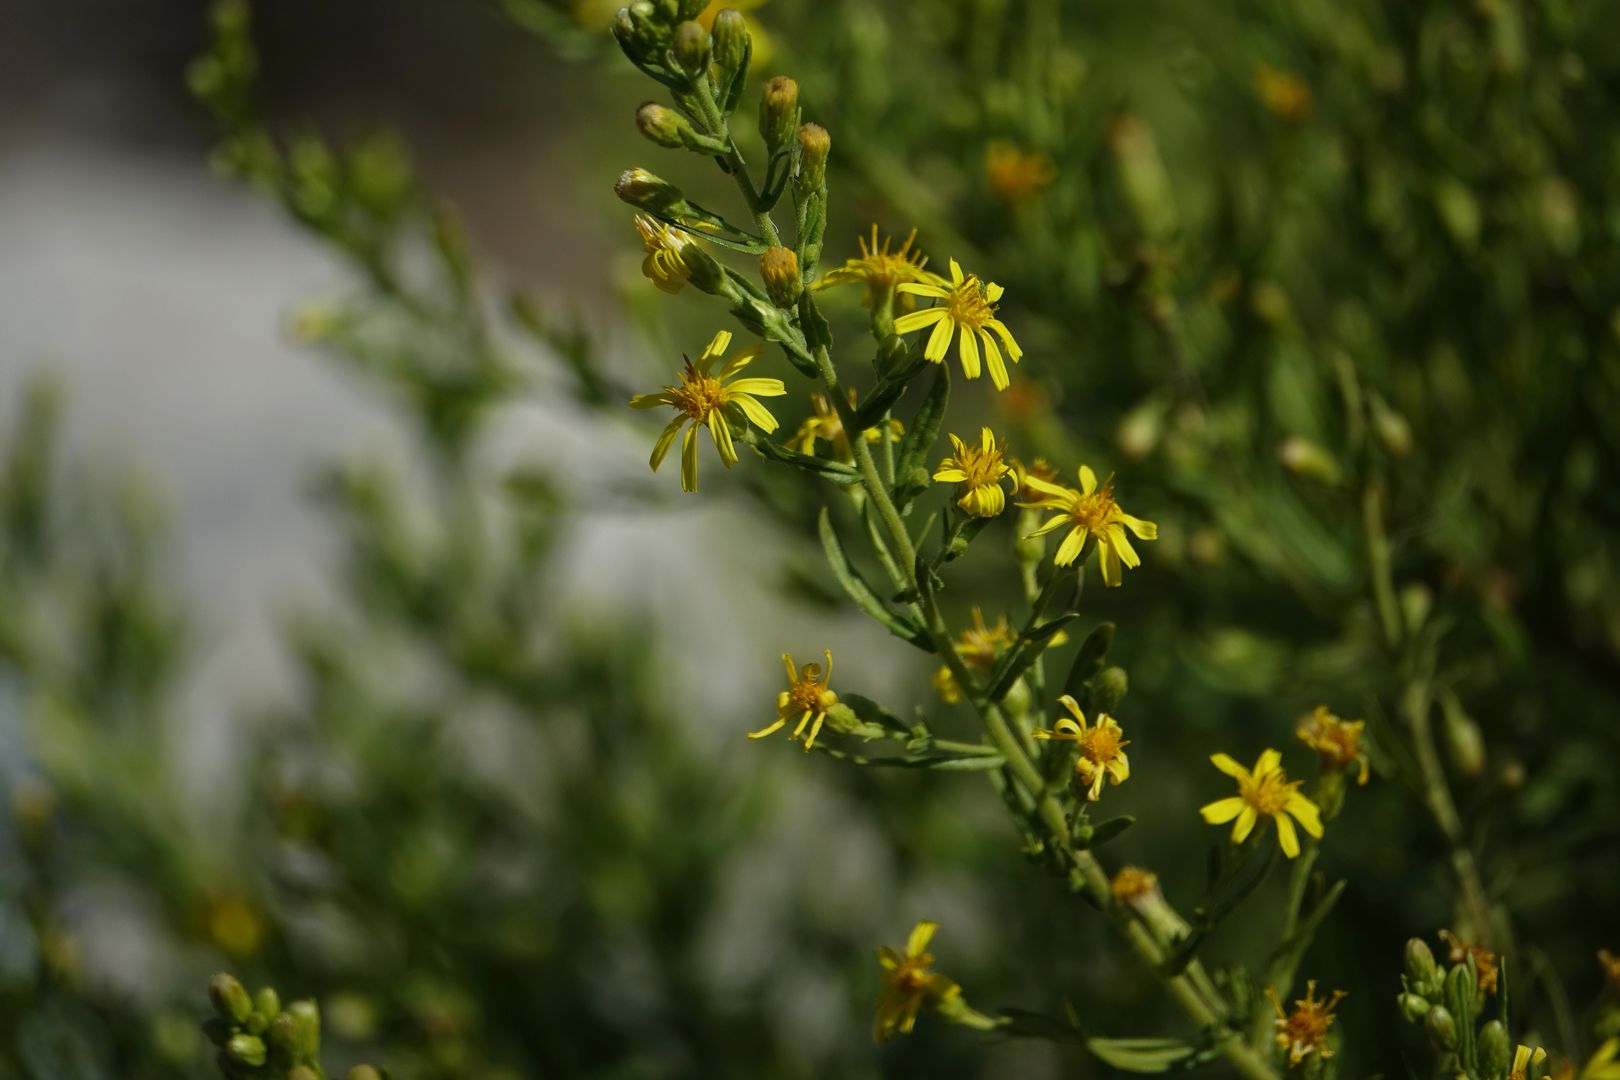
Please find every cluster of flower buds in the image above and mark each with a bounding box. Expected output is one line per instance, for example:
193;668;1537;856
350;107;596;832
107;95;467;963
204;973;380;1080
612;2;751;120
1397;937;1515;1079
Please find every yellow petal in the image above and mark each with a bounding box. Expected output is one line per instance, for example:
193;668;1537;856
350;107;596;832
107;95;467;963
1231;805;1260;843
650;416;684;471
1200;796;1246;824
1078;465;1098;495
957;323;982;379
906;919;939;957
1254;748;1283;777
925;316;955;363
1275;812;1300;858
680;422;699;492
1210;753;1247;778
894;307;948;334
1286;792;1324;838
1055;527;1086;567
747;718;787;739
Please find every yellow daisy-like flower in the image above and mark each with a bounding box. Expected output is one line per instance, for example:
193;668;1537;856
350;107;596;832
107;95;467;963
931;607;1016;704
1019;465;1158;586
1439;929;1500;995
634;215;697;295
894;259;1023;390
748;650;837;752
874;920;961;1043
1582;1038;1620;1080
628;330;786;493
1265;980;1345;1066
985;139;1057;203
1295;706;1370;785
815;226;937;309
1034;695;1130;802
934;428;1013;518
1199;749;1323;858
1512;1045;1552;1080
792;389;902;462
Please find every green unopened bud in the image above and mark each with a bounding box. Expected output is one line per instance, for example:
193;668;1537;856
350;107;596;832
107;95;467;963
760;247;802;308
1398;993;1432;1021
797;123;830;191
1369;392;1413;458
710;9;749;81
1444;961;1477;1021
348;1068;383;1080
268;1001;320;1062
287;1068;320;1080
209;973;254;1026
1440;691;1486;778
226;1033;267;1067
1278;436;1342;484
1089;666;1129;714
1479;1020;1510;1077
613;3;664;64
254;987;280;1023
1424;1005;1458;1050
636;103;692;148
615;167;684;215
1406;937;1440;990
759;76;800;152
676;0;707;17
670;20;710;78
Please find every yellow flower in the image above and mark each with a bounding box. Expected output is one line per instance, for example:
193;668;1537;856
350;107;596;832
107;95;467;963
895;259;1023;390
628;330;786;492
634;215;698;294
1582;1038;1620;1080
792;389;902;462
1295;706;1370;785
985;139;1056;203
1019;465;1158;586
1034;695;1130;801
1439;929;1500;994
1199;749;1323;858
1265;980;1345;1066
931;607;1016;704
815;226;937;309
748;650;837;751
874;920;961;1042
1512;1045;1552;1080
934;428;1013;518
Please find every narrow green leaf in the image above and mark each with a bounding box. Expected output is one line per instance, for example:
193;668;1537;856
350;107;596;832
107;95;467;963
746;434;860;485
1063;622;1115;697
1086;1037;1197;1072
1084;815;1136;849
894;363;949;498
818;507;930;648
987;613;1079;702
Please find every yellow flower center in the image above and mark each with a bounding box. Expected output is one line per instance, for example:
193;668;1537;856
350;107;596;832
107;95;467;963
892;953;934;992
787;668;833;713
1111;866;1159;903
945;275;997;331
1240;766;1299;816
955;444;1007;490
1081;724;1124;765
668;362;726;422
1067;480;1121;534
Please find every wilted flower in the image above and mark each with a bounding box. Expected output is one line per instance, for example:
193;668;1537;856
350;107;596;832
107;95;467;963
874;920;960;1042
1265;980;1345;1065
1439;929;1499;995
1296;706;1370;785
931;608;1016;704
749;650;838;751
816;226;936;309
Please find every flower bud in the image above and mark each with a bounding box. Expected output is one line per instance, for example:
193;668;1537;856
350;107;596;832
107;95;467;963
1370;392;1413;458
1405;938;1440;988
1444;961;1477;1020
226;1033;267;1067
1424;1005;1458;1050
613;4;663;65
1278;436;1342;484
348;1068;384;1080
254;987;281;1025
676;0;708;17
288;1068;320;1080
615;167;685;216
209;973;254;1026
1090;667;1129;714
759;76;800;153
1398;993;1432;1021
268;1000;320;1062
760;246;802;308
710;9;750;84
797;123;830;191
1479;1020;1510;1078
670;20;710;78
1440;693;1486;778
